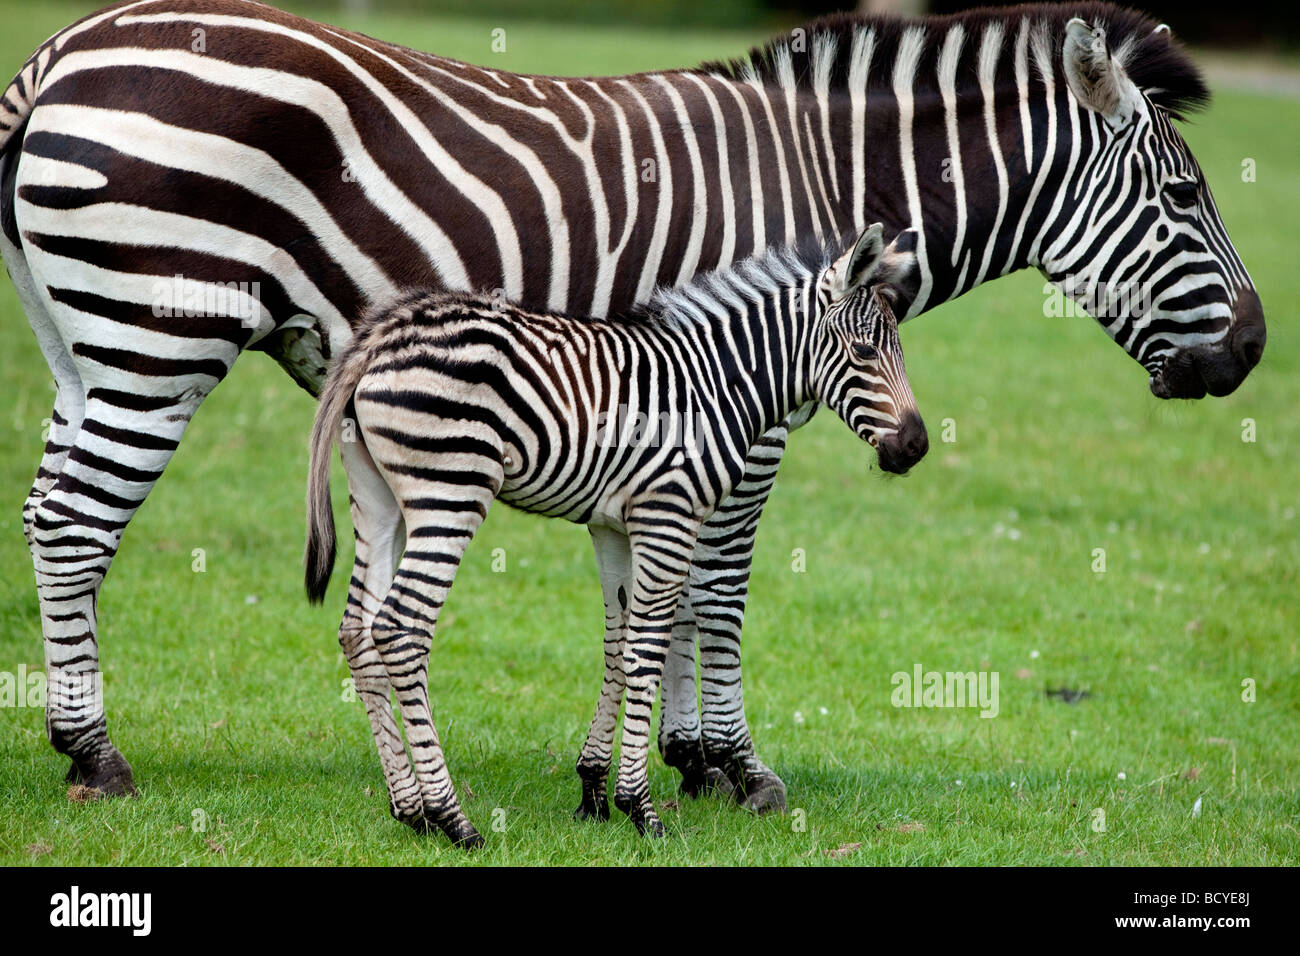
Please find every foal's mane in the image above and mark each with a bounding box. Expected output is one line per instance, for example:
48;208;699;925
696;2;1209;120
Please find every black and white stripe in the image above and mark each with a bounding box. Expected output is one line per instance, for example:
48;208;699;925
0;0;1264;801
303;225;924;844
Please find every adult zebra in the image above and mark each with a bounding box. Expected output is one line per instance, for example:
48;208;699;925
0;0;1265;802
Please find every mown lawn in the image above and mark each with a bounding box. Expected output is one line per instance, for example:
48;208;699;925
0;1;1295;866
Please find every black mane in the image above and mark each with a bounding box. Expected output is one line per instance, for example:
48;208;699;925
697;2;1209;120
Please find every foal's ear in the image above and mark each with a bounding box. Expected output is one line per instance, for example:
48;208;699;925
830;222;885;300
1063;18;1141;130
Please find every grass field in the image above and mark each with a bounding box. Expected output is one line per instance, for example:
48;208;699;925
0;1;1296;866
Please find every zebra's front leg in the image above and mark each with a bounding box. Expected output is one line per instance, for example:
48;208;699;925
574;525;637;822
691;424;793;812
657;594;734;799
615;503;701;837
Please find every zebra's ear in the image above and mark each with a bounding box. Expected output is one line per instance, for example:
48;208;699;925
830;222;885;300
1063;18;1140;130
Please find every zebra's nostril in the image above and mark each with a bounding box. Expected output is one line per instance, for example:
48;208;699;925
1230;291;1266;371
1238;331;1264;370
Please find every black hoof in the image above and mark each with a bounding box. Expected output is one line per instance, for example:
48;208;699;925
616;792;665;838
433;813;484;850
446;824;485;850
66;750;136;797
701;766;736;799
662;736;710;797
574;794;610;822
636;814;666;838
739;775;787;814
574;768;610;821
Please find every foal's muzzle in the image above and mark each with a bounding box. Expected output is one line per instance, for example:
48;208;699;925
875;411;928;474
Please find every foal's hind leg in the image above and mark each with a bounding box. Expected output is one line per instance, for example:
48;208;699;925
363;421;501;847
574;525;632;822
335;435;422;826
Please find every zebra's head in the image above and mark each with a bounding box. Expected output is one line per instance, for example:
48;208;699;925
814;223;927;475
1039;17;1265;399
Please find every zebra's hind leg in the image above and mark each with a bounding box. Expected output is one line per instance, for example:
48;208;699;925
1;223;103;787
32;385;222;796
24;339;94;785
574;525;632;822
336;437;422;827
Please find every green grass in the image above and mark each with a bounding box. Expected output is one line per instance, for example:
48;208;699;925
0;2;1296;866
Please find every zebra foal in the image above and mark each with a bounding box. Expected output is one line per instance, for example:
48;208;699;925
302;223;927;846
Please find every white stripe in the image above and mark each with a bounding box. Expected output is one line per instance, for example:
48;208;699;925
973;22;1010;287
1015;18;1033;172
745;74;796;246
651;75;708;288
892;27;931;318
716;80;766;255
26;99;394;309
775;46;822;245
937;25;966;269
617;80;674;304
682;73;737;271
848;28;876;233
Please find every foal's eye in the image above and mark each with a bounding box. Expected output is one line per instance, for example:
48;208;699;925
851;342;879;363
1165;181;1199;210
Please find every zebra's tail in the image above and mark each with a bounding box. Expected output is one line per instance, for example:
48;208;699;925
304;333;375;604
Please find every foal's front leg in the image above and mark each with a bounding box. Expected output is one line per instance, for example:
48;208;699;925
575;525;632;821
616;502;701;837
659;422;794;811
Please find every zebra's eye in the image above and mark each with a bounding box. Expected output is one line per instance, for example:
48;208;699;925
1165;181;1199;210
851;342;879;363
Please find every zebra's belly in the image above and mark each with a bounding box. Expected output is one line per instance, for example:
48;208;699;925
496;471;631;531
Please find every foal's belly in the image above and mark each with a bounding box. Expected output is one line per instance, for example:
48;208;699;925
496;437;692;532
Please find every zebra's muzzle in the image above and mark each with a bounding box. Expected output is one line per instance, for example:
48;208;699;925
1150;291;1265;400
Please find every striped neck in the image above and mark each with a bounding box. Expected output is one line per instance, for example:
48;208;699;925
688;4;1208;319
643;248;822;436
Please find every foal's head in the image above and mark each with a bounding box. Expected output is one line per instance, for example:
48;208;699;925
811;224;928;475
